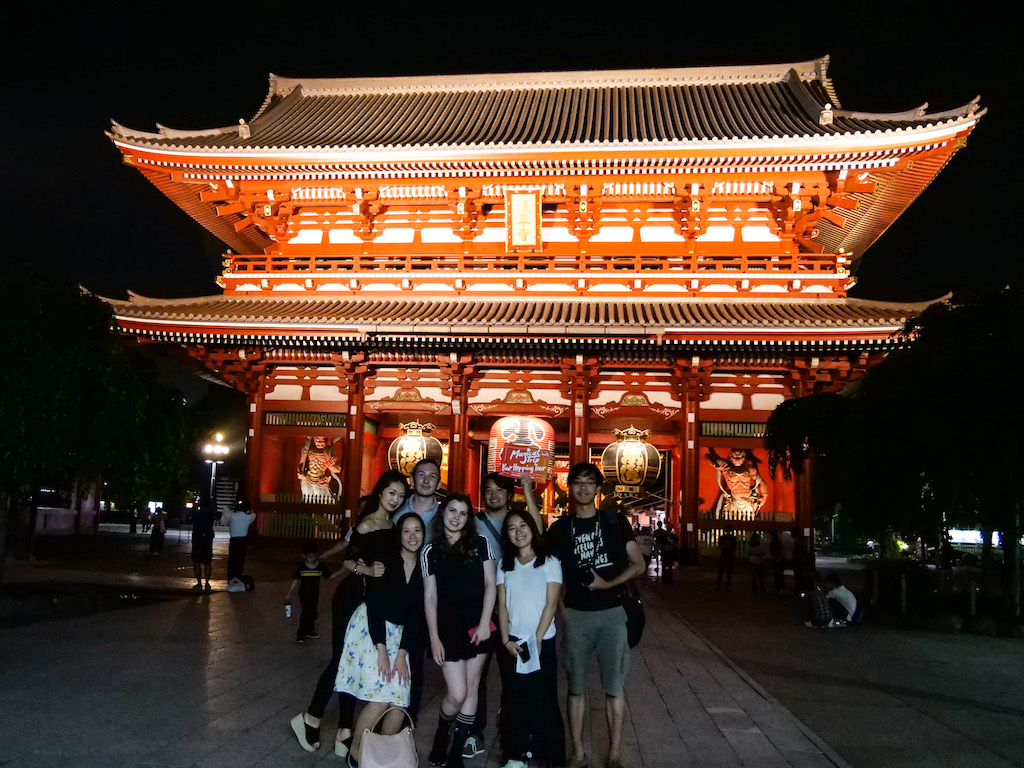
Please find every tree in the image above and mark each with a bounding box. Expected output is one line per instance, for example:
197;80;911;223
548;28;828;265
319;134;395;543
766;285;1024;556
0;274;199;578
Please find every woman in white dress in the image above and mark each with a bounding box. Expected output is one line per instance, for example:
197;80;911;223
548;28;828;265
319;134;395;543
335;512;425;767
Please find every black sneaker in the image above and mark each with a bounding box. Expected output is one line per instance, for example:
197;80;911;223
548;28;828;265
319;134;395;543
306;632;320;639
297;637;306;644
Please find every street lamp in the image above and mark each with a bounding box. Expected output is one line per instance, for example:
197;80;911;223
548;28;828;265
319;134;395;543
203;433;229;515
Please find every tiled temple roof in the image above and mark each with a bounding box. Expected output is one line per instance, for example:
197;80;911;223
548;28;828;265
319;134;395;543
108;57;981;152
107;293;936;348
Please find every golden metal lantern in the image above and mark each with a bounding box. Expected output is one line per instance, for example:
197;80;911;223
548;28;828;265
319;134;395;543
388;421;444;477
600;426;662;497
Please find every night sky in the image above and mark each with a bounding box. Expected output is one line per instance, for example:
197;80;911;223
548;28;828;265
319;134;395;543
7;8;1019;303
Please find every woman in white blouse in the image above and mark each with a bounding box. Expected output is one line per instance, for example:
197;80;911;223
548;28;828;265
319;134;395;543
495;509;566;768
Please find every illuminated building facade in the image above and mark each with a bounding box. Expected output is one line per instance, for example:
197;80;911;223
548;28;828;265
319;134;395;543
105;58;981;553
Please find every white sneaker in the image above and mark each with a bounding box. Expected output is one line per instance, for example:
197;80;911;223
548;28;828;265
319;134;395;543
462;735;484;758
501;760;528;768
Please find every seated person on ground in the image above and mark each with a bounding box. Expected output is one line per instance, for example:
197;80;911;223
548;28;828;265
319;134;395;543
824;573;857;623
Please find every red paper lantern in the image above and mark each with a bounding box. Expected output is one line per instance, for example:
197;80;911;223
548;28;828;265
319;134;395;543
487;416;555;491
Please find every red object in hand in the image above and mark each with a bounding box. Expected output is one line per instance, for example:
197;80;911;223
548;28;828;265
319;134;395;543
468;619;497;640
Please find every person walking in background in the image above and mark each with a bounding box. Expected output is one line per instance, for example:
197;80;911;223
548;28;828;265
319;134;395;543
768;531;786;593
149;507;166;554
792;529;814;596
716;525;738;591
747;532;768;593
189;504;216;592
286;541;339;643
661;523;679;584
495;509;566;768
636;525;654;573
223;499;256;582
423;493;497;768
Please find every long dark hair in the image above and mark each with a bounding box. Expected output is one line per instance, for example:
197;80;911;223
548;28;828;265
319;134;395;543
499;509;548;571
353;469;409;530
430;492;478;562
395;512;425;554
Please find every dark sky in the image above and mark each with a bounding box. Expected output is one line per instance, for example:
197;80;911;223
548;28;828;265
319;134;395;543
6;8;1018;303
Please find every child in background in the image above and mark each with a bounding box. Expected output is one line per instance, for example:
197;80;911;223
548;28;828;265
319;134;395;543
286;541;338;643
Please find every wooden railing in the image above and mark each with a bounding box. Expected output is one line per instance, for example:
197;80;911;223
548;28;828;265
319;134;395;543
256;511;347;540
227;252;837;275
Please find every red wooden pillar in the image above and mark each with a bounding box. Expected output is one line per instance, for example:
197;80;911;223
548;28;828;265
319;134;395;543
669;434;683;529
443;357;475;493
243;368;267;511
342;367;367;521
682;387;701;560
566;356;593;466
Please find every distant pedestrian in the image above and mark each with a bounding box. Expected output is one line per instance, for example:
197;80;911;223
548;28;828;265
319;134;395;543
791;529;814;596
286;541;337;643
149;507;166;554
768;531;786;592
661;523;679;584
747;533;767;593
223;499;256;581
636;526;654;572
189;505;215;592
716;525;738;590
653;520;667;574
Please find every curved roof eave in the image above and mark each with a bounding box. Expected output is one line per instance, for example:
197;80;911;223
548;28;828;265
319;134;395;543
108;112;981;160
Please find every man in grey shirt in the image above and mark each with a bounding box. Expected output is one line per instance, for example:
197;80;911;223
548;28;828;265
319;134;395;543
462;472;516;760
393;458;442;540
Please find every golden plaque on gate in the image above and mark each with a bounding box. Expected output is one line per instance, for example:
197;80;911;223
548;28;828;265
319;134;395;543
505;189;542;252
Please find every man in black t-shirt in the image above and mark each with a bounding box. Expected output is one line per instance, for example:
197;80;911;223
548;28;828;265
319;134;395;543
527;462;644;768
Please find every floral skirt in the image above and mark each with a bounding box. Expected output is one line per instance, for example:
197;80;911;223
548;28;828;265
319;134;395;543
334;603;410;706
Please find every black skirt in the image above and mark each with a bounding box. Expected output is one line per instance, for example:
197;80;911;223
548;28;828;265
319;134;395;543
497;637;566;763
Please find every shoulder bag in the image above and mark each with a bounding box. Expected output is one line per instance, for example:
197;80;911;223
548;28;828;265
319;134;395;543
360;707;417;768
622;578;645;648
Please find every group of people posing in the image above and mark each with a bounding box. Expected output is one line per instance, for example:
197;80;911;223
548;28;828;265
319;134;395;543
288;458;644;768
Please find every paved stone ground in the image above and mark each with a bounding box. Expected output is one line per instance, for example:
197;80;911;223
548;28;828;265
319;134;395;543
2;528;1022;767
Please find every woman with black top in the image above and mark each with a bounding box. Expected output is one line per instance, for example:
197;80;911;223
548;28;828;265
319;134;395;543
338;512;426;766
291;470;408;759
422;492;497;768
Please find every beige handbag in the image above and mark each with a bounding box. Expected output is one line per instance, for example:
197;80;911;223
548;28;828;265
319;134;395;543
359;707;417;768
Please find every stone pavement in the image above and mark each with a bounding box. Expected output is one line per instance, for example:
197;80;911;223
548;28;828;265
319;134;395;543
2;528;1021;767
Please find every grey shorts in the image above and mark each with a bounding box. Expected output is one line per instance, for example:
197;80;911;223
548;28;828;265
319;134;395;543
561;606;630;696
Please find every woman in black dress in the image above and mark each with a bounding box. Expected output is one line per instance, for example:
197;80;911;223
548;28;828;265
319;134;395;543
422;492;497;768
291;469;408;758
339;512;426;766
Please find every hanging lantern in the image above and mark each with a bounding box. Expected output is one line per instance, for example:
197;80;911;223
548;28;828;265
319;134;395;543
601;426;662;497
388;421;444;478
487;415;555;492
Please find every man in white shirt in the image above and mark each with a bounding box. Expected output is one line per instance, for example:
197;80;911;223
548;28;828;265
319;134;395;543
824;573;857;624
223;499;256;582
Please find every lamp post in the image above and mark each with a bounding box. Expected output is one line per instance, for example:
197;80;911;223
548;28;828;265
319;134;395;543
203;433;229;516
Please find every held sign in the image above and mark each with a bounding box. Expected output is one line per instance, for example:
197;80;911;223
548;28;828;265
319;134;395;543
487;415;555;492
